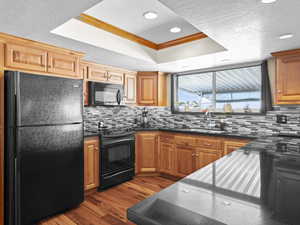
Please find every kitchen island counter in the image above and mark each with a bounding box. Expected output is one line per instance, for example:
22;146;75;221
128;135;300;225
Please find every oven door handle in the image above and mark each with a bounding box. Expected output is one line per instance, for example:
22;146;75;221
103;168;134;180
116;89;121;105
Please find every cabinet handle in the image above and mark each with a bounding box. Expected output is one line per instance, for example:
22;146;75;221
277;90;282;93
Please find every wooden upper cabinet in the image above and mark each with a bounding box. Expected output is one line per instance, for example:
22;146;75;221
48;52;80;78
87;63;108;82
137;72;158;105
5;43;47;72
137;71;168;106
84;137;100;191
135;132;158;174
107;70;123;84
124;72;137;104
223;139;249;155
272;49;300;104
176;146;195;177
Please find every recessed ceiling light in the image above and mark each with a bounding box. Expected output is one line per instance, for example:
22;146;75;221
279;33;294;39
261;0;277;3
170;27;181;33
143;11;158;20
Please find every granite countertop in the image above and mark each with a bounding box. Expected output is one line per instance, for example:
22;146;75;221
127;136;300;225
84;127;270;139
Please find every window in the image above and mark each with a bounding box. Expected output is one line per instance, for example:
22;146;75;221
172;63;270;114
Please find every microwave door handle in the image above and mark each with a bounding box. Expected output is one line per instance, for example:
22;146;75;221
116;90;121;105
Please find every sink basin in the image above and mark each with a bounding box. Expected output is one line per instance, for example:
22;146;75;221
131;198;226;225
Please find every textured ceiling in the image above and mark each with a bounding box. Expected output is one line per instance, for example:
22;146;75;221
85;0;200;43
0;0;300;72
159;0;300;70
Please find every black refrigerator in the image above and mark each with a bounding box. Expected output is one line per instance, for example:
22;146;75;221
4;71;84;225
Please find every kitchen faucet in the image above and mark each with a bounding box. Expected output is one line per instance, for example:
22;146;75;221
205;109;215;129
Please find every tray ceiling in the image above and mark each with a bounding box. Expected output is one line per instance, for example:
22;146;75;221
84;0;201;44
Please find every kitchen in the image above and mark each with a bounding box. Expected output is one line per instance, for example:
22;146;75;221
1;0;300;225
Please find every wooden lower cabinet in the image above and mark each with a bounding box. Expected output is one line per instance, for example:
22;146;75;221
223;139;250;155
135;132;250;177
196;149;221;170
136;132;158;174
84;137;100;191
158;142;176;175
176;146;195;177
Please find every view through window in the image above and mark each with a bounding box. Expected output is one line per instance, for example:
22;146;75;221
173;65;262;113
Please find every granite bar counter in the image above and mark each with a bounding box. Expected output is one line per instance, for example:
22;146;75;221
127;135;300;225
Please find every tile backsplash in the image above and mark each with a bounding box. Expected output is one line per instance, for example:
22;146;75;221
84;106;300;136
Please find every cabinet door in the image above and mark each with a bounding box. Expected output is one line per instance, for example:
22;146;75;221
137;72;158;106
159;142;176;175
196;149;220;170
107;71;124;84
80;63;89;106
5;43;47;72
84;137;100;190
48;52;80;78
223;140;249;155
176;146;195;177
87;64;107;82
275;166;300;222
136;132;158;173
124;73;137;104
276;54;300;104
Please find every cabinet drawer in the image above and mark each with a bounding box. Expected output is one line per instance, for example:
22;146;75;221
175;135;196;147
196;138;222;150
160;135;174;144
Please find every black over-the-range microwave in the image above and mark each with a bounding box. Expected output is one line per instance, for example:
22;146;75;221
88;81;124;106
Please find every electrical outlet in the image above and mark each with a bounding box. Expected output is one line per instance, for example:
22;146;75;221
276;115;288;124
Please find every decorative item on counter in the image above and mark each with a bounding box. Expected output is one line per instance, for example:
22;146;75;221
141;107;150;128
216;119;226;131
243;104;252;113
224;103;233;113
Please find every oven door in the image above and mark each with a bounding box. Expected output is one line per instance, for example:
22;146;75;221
101;139;135;176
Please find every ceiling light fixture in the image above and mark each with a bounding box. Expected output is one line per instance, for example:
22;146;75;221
143;11;158;20
170;27;181;33
279;33;294;39
261;0;277;3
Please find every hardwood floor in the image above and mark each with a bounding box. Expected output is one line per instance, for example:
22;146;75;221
39;176;174;225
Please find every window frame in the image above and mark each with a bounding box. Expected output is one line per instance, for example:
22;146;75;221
171;61;270;115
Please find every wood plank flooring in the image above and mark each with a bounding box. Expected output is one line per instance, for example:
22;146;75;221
39;176;174;225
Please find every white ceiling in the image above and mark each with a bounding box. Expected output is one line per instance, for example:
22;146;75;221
85;0;200;43
0;0;300;72
158;0;300;70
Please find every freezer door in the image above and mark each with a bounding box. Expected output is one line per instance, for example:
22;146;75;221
15;124;83;225
7;71;83;126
